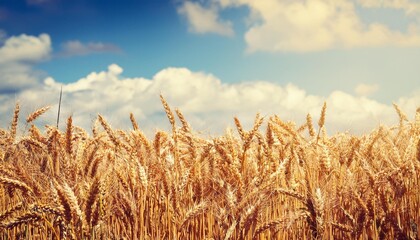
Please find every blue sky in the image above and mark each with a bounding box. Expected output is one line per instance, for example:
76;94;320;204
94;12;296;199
0;0;419;134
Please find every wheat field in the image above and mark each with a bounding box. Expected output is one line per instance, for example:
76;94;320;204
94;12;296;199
0;96;419;240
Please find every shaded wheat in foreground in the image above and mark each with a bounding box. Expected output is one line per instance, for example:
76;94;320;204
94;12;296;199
0;97;419;239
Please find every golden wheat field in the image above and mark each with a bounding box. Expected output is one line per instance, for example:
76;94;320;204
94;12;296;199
0;96;419;240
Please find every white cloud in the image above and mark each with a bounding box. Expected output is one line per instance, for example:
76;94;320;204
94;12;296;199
1;64;417;136
59;40;121;57
0;33;51;92
178;1;234;36
208;0;420;52
0;34;121;93
0;33;51;64
395;89;420;113
355;83;379;96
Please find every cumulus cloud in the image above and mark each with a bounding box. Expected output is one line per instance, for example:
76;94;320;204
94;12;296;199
190;0;420;52
0;33;51;64
0;33;51;92
1;64;417;136
178;1;234;36
355;83;379;96
59;40;122;57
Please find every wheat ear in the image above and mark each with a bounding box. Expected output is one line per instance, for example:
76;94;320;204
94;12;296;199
316;102;327;144
129;112;139;130
179;201;207;229
9;102;20;143
160;94;176;130
98;114;119;147
0;176;33;195
26;106;51;123
65;116;73;155
306;113;316;137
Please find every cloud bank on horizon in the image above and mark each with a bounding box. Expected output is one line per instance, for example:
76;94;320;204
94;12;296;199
0;33;418;136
